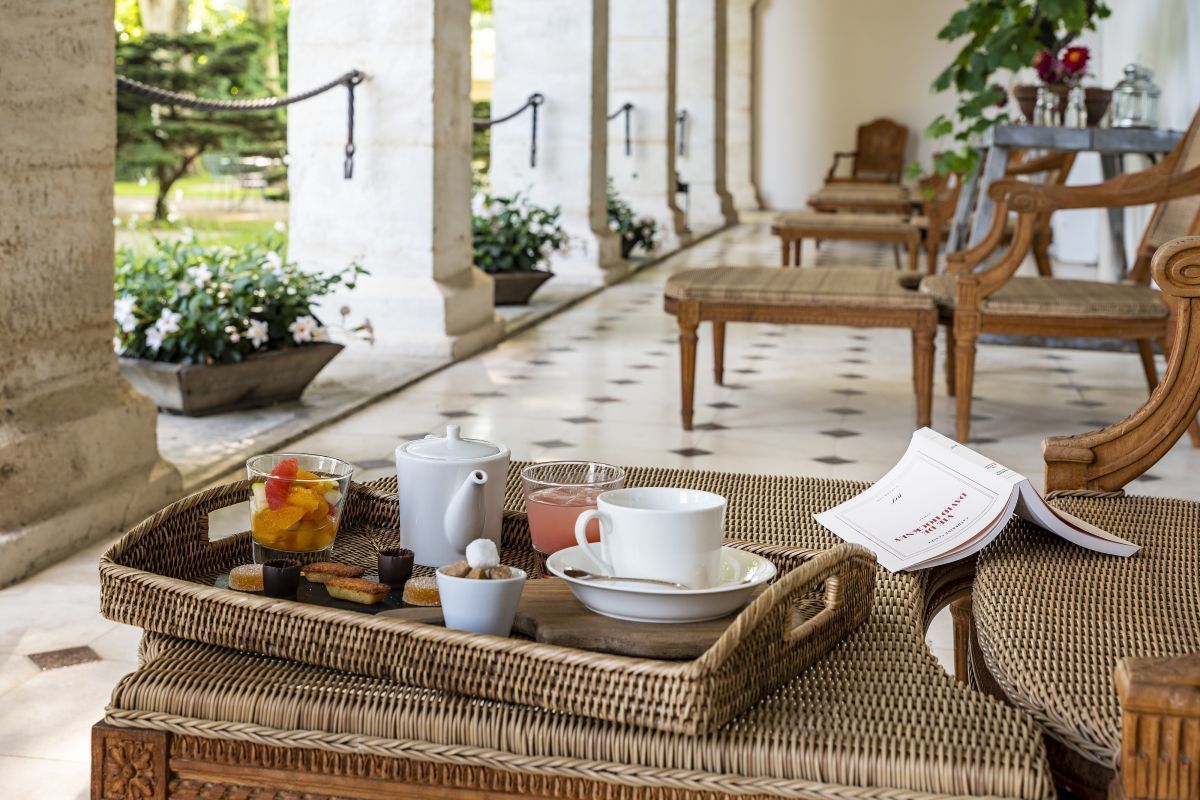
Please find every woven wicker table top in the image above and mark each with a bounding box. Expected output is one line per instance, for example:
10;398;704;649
105;466;1054;800
974;493;1200;770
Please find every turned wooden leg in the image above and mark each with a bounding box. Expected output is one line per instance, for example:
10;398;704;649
907;236;919;273
1032;231;1054;277
677;302;700;431
1136;339;1159;390
925;231;939;275
779;236;789;266
949;596;973;685
944;324;957;397
891;243;901;270
793;238;802;267
912;322;935;428
712;320;726;386
955;332;978;443
92;721;169;800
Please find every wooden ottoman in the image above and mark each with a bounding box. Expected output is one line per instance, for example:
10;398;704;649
94;466;1054;800
771;211;923;272
663;266;937;431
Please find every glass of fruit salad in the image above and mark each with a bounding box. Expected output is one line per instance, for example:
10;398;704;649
246;453;354;564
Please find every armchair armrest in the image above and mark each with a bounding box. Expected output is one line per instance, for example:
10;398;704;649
988;160;1200;213
825;150;857;182
1003;150;1074;178
1112;652;1200;800
1043;237;1200;492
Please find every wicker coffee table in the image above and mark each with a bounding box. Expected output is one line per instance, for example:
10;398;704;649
94;465;1053;800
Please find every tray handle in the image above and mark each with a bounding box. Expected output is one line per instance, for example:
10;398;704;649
693;542;875;672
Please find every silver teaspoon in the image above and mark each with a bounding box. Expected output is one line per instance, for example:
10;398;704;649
562;568;689;590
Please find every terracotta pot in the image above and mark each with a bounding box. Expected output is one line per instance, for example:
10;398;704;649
120;342;343;416
491;270;553;306
1012;85;1112;127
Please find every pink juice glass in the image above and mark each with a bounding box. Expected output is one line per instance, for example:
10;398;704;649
521;462;626;554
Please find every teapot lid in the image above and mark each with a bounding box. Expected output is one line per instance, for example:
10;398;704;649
404;425;500;460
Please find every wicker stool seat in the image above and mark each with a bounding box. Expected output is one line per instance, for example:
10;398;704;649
770;213;923;272
98;469;1055;800
807;182;912;214
919;274;1169;319
973;493;1200;778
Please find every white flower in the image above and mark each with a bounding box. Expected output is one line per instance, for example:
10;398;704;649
246;318;270;349
273;220;287;233
155;308;182;335
145;327;165;352
229;331;241;344
114;295;137;332
262;251;283;272
177;281;194;297
187;264;214;287
113;216;122;227
182;226;195;240
113;336;123;354
311;326;328;342
288;315;318;344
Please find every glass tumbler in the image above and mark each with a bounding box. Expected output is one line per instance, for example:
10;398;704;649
247;453;353;564
521;461;626;554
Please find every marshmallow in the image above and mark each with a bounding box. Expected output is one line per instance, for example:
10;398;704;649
465;538;500;570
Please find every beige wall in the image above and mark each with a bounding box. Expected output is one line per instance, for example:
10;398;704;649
753;0;961;210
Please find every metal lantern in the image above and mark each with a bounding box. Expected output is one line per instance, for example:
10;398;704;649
1111;63;1161;129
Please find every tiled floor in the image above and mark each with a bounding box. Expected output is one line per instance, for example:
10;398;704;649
4;221;1199;796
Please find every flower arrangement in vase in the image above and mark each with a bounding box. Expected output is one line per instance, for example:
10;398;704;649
1014;44;1111;126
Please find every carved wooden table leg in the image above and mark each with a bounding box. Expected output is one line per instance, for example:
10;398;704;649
92;722;168;800
676;300;700;431
712;320;726;386
949;595;973;686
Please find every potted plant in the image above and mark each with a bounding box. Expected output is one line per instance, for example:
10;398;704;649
114;231;369;416
1013;44;1111;126
472;193;566;305
923;0;1111;175
607;180;659;259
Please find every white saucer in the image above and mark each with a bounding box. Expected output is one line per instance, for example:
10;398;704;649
545;544;777;624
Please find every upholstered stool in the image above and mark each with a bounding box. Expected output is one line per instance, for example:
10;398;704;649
772;211;924;272
807;182;913;214
663;266;936;430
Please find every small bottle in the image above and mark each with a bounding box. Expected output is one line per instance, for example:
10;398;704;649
1033;87;1050;126
1043;89;1062;126
1064;86;1087;128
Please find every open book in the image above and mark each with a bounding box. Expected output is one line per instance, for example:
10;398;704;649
815;428;1139;572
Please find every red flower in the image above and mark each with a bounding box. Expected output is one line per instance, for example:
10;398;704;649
1061;45;1089;75
1032;49;1060;83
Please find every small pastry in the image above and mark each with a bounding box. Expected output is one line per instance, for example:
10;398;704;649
402;576;441;606
377;547;414;588
229;564;264;592
300;561;365;583
325;577;390;605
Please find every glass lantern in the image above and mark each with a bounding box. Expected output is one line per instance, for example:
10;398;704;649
1111;63;1161;129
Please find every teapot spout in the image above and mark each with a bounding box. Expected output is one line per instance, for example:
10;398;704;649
443;469;488;553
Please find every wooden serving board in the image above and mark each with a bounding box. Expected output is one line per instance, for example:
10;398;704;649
379;578;745;659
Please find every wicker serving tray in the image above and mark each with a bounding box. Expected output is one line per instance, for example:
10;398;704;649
100;478;876;735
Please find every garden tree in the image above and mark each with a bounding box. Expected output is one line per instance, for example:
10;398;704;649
925;0;1110;175
138;0;188;33
246;0;282;93
116;27;285;221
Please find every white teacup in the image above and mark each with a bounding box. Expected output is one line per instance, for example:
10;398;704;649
573;487;727;589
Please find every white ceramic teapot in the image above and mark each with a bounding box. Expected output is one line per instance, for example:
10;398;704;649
395;425;510;567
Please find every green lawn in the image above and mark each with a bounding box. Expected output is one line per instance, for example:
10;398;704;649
114;175;272;202
114;218;282;258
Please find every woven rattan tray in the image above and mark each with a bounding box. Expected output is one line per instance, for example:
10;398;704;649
100;479;876;735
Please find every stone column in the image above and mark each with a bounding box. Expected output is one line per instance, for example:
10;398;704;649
724;0;760;212
289;0;501;358
608;0;687;252
0;0;181;587
675;0;736;229
490;0;625;285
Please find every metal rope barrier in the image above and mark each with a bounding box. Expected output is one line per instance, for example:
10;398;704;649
676;109;689;157
116;70;366;178
474;92;545;168
608;102;633;156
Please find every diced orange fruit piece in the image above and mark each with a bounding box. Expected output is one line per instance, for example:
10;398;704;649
286;486;321;515
304;497;330;521
253;505;305;535
296;470;320;480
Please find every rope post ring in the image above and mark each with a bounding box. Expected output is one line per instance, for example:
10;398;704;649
608;102;634;156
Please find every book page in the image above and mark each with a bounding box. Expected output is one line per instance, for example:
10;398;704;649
1015;482;1140;556
815;432;1017;572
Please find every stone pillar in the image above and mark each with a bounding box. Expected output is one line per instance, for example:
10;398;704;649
608;0;687;252
675;0;736;229
491;0;625;285
724;0;760;212
0;0;181;587
289;0;501;358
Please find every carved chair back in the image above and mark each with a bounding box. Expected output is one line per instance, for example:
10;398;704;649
1138;112;1200;275
852;118;908;182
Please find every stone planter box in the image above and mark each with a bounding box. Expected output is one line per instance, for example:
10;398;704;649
120;342;343;416
492;270;553;306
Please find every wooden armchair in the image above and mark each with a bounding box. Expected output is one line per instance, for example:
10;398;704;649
928;114;1200;442
967;236;1200;800
825;117;908;184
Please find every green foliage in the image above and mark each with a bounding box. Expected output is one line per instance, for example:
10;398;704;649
114;232;367;364
925;0;1109;175
472;100;491;177
472;194;567;274
606;180;658;257
116;25;285;219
